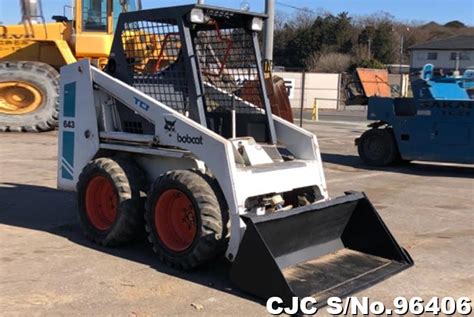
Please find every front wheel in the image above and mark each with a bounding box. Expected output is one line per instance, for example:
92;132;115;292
145;170;228;270
357;128;399;166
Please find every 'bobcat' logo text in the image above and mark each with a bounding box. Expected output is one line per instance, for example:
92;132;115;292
177;133;203;145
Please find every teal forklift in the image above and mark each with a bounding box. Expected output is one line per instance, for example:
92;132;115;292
357;64;474;166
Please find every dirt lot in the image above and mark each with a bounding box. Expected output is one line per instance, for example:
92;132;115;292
1;119;473;316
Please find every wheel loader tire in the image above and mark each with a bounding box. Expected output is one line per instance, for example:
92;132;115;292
0;61;59;132
358;128;399;166
77;157;145;246
145;170;228;270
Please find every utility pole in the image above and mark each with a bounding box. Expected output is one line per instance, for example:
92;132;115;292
455;52;460;75
399;33;404;96
263;0;275;72
197;0;204;4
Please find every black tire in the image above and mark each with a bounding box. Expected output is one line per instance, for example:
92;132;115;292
145;170;228;270
358;128;399;166
77;157;145;246
0;61;59;132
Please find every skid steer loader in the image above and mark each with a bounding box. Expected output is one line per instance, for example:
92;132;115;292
57;4;413;307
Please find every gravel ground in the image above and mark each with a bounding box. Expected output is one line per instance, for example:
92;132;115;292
0;119;472;316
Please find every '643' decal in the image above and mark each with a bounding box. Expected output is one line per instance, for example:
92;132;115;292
63;120;75;129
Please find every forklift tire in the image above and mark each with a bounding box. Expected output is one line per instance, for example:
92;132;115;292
77;157;145;246
0;61;59;132
358;128;399;166
145;170;228;270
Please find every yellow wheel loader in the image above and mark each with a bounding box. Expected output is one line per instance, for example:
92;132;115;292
0;0;142;132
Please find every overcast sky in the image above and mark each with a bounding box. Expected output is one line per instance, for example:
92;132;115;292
0;0;473;25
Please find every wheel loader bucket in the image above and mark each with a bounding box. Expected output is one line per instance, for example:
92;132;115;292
230;192;413;307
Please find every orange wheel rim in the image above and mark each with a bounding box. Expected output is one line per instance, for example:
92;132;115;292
154;189;197;252
0;81;43;115
85;175;118;231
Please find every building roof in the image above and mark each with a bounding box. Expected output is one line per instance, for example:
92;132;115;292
408;35;474;50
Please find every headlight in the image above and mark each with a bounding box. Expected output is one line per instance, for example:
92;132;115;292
189;8;205;24
249;17;263;32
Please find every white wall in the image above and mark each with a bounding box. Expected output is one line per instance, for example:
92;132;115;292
273;72;341;109
410;50;474;70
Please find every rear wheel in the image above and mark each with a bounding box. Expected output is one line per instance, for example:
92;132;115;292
145;170;228;270
358;128;399;166
77;157;145;246
0;61;59;132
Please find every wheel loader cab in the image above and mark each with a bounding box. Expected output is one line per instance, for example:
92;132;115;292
74;0;142;60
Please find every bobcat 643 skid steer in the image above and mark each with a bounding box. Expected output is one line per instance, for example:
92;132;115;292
57;4;413;307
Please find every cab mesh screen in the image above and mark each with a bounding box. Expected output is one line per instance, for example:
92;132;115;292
193;26;265;115
121;19;189;114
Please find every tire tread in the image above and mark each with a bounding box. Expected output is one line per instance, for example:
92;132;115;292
77;157;145;246
0;61;59;132
144;170;228;270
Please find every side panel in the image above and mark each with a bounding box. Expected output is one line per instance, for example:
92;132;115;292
1;39;76;69
134;155;201;186
57;61;100;191
367;97;474;163
398;100;474;163
0;22;66;59
273;115;328;199
74;34;114;59
233;161;327;203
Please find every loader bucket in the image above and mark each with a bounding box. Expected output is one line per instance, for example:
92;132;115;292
230;192;413;307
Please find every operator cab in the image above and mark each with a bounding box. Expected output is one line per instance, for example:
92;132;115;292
59;0;142;61
48;0;142;62
107;5;276;146
81;0;142;32
51;0;142;32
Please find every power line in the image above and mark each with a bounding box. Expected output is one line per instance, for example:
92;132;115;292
275;1;317;14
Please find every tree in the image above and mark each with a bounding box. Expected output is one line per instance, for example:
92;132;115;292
358;25;376;59
372;22;396;63
334;12;354;53
272;8;474;70
306;52;352;73
444;20;466;28
286;27;316;68
273;9;317;68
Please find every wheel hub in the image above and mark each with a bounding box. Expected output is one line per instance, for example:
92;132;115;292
366;136;385;159
85;175;118;231
154;189;197;252
0;81;43;115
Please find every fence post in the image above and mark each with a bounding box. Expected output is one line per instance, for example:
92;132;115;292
299;70;306;127
336;73;342;111
311;98;318;121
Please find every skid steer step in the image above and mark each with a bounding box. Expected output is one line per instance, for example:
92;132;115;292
230;192;413;307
